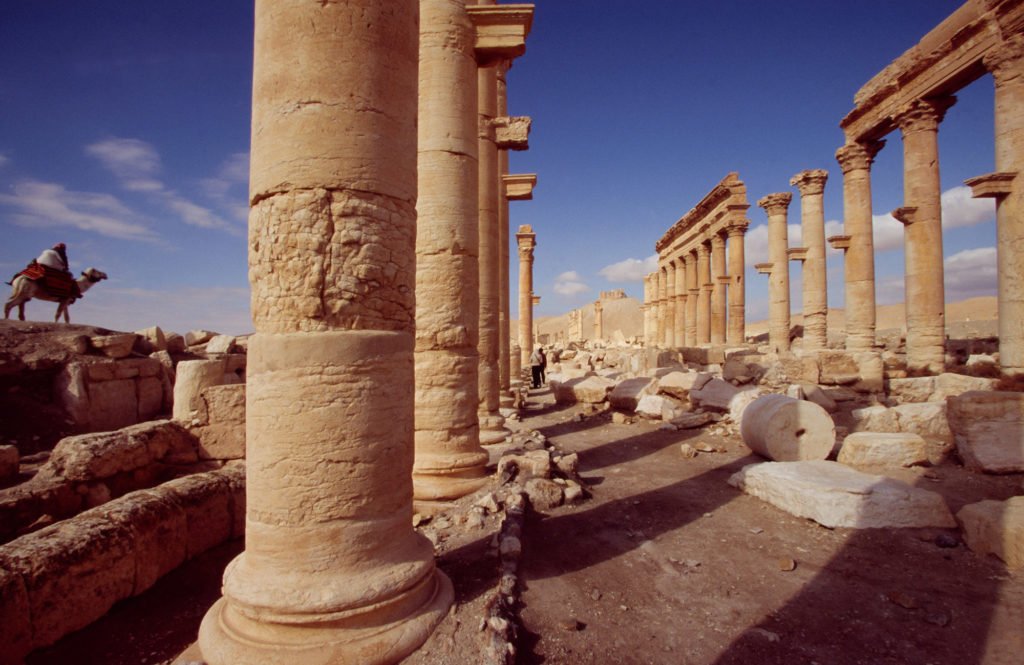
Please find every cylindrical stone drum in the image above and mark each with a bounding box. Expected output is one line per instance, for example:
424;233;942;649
740;394;835;461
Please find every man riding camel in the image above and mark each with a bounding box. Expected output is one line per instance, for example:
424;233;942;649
7;243;79;300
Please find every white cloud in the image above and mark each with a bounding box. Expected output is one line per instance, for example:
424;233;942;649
200;151;250;223
942;185;994;229
86;137;163;191
597;254;658;282
0;180;158;241
162;193;243;237
944;246;997;302
872;212;904;252
553;271;590;297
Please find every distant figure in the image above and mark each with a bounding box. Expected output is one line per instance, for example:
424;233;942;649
529;346;544;389
539;346;547;385
37;242;71;276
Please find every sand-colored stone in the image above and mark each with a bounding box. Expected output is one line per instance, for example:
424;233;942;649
790;170;829;350
198;3;453;662
739;393;834;461
758;192;793;353
172;359;224;422
837;432;928;468
957;496;1024;569
948;390;1024;473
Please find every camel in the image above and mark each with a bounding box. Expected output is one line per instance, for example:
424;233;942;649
4;268;108;323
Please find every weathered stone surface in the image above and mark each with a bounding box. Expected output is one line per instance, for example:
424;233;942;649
728;387;768;423
498;450;552;481
933;373;999;400
776;352;820;384
850;404;901;434
216;463;247;540
888;376;936;403
172;359;224;422
0;445;18;482
134;326;167;353
852;350;884;393
740;394;834;461
0;512;134;649
44;420;198;482
656;370;709;401
636;394;678;420
572;375;616;404
722;358;753;383
797;382;837;413
948;391;1024;473
190;384;246;460
550;376;585;404
164;473;232;559
957;496;1024;569
95;487;187;595
185;329;218;346
671;411;714;430
165;332;186;354
205;335;238;354
728;461;957;528
88;378;139;431
690;378;740;411
608;377;656;411
524;477;563;511
892;402;952;462
836;432;928;468
817;350;860;384
90;333;138;359
0;563;32;664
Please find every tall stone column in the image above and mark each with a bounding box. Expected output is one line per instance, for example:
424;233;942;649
968;38;1024;375
413;0;488;501
697;243;712;344
791;169;829;350
833;139;885;350
685;252;698;346
893;97;955;375
759;192;794;353
496;63;511;404
710;233;727;344
656;267;666;347
516;225;536;367
642;274;653;346
198;2;452;663
594;299;604;341
726;221;748;344
673;257;686;347
664;261;676;347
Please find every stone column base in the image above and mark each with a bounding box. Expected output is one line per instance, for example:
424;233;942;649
198;569;453;665
413;450;489;501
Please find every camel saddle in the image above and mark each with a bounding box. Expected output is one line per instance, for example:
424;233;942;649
15;263;82;301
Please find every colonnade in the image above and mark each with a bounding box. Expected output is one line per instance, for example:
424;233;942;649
645;173;750;348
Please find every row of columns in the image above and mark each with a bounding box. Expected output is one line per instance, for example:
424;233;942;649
832;37;1023;376
199;2;536;663
645;223;748;349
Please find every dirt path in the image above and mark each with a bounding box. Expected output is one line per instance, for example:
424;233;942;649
20;385;1024;665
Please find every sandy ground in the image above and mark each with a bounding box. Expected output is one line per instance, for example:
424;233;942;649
24;382;1024;665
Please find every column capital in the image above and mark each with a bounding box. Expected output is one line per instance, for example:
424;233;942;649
493;116;531;150
696;242;710;258
757;192;792;216
893;96;956;134
710;233;726;249
726;220;750;237
504;173;538;200
468;4;534;65
835;139;886;173
790;169;829;196
984;35;1024;87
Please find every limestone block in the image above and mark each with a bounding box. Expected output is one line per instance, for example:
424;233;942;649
797;382;837;413
966;354;999;375
0;445;18;482
90;333;138;359
152;350;175;411
216;463;247;539
728;387;769;423
817;350;860;385
852;351;884;393
957;497;1024;569
892;402;952;462
0;512;134;650
777;352;820;384
657;371;709;401
55;362;90;426
608;377;656;411
722;358;754;384
172;359;224;422
671;411;714;429
836;432;928;468
206;334;238;354
164;473;233;558
95;487;187;594
498;451;551;480
728;461;957;529
689;378;740;412
932;373;999;401
571;375;616;404
88;378;139;432
947;391;1024;473
850;405;901;434
44;420;198;482
888;376;936;403
191;384;246;460
493;116;531;150
165;332;186;354
0;564;32;665
636;394;679;420
137;376;164;420
134;326;167;353
740;394;835;461
551;376;585;404
524;477;563;511
185;329;218;346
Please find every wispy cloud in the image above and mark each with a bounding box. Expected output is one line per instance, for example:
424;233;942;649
872;185;994;253
553;270;590;297
944;246;997;302
0;153;10;168
597;254;658;282
0;180;159;241
200;151;250;223
86;136;244;236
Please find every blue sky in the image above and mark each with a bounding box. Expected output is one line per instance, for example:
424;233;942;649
0;1;997;335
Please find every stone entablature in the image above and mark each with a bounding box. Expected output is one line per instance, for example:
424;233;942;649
655;172;749;256
599;289;627;300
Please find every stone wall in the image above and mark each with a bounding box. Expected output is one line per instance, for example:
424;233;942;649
0;464;244;663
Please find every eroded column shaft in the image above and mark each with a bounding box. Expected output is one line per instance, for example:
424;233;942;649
697;244;712;344
792;170;829;350
711;233;727;345
496;65;511;398
760;192;793;353
516;226;535;367
727;223;748;344
685;253;698;346
198;2;452;662
664;262;676;347
674;257;686;347
896;97;953;375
